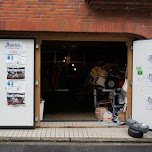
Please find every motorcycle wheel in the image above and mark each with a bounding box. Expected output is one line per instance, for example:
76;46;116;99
128;127;143;138
105;76;118;89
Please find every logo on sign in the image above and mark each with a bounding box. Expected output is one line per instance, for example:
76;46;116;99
5;42;21;48
7;81;14;87
7;55;14;60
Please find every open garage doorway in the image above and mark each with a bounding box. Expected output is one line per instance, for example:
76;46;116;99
40;40;127;121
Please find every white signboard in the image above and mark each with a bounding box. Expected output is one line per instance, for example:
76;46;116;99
132;39;152;129
0;39;35;128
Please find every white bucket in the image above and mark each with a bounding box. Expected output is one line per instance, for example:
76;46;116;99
40;100;45;121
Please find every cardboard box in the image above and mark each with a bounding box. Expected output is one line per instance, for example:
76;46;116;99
118;111;126;122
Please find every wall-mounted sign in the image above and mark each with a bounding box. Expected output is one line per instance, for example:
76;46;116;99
132;39;152;129
0;39;35;128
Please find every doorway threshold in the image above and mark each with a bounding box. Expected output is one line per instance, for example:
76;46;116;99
41;120;97;122
40;121;127;128
55;89;70;92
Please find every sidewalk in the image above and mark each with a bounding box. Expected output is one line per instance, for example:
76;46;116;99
0;121;152;143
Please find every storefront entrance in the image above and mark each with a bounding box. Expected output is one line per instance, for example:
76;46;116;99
40;40;127;121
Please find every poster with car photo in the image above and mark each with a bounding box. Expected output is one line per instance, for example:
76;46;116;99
7;93;25;106
7;67;25;79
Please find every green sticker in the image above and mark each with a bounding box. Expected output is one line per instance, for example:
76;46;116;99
138;69;143;75
136;66;143;75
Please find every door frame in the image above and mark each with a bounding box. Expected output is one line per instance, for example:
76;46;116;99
35;39;41;127
35;33;135;127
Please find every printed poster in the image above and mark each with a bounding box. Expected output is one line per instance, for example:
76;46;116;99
145;96;152;110
7;80;25;93
6;54;25;67
7;67;25;79
146;72;152;86
146;54;152;68
4;41;25;55
7;93;25;106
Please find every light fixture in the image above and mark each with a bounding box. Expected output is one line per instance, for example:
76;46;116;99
36;44;39;49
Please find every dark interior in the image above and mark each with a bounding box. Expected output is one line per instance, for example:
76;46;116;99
41;40;127;121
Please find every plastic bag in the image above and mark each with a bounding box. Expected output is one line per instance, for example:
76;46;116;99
118;89;126;104
95;107;106;120
103;110;113;122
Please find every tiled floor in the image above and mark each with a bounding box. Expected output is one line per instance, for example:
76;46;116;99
0;127;152;139
0;122;152;141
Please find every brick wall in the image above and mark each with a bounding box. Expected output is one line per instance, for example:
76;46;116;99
0;0;152;38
